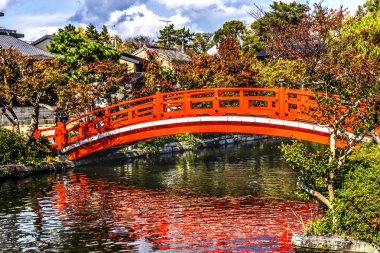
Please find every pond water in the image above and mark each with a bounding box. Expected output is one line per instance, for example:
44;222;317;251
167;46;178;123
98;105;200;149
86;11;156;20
0;138;321;252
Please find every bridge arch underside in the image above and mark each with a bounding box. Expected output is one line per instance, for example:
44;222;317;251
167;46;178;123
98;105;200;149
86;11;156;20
64;116;331;160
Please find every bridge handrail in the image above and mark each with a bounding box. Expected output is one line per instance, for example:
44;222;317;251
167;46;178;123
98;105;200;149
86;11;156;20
37;87;378;152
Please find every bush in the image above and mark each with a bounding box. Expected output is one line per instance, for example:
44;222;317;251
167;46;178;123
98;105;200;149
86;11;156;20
137;134;201;153
333;144;380;244
305;143;380;244
306;217;332;236
0;127;52;166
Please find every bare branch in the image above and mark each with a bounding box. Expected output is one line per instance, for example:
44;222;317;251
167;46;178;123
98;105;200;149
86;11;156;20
39;103;57;111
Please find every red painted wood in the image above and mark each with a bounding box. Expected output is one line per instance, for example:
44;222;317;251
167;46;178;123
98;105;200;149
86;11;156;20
36;87;379;160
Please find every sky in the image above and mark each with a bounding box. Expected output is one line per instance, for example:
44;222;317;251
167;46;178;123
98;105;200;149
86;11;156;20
0;0;367;42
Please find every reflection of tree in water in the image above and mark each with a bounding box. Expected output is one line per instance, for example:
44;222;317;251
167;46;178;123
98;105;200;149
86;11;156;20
76;138;314;198
50;173;320;252
0;152;322;252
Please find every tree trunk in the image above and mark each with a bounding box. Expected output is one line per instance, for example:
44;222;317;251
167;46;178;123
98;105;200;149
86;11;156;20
4;106;20;133
297;180;333;209
26;103;40;141
328;132;336;203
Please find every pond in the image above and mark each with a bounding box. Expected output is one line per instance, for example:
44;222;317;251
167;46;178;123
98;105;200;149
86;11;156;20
0;138;321;252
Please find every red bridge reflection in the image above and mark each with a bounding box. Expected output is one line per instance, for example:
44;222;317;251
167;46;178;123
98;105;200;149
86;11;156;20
52;173;321;252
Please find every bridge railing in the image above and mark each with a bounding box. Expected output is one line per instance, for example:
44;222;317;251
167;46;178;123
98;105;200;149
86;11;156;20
38;86;324;151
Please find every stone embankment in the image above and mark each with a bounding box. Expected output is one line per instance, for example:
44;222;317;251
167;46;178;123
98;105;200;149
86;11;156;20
292;235;380;253
0;161;75;179
158;134;268;154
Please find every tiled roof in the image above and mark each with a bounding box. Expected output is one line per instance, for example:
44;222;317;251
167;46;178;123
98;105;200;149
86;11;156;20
120;53;144;64
0;35;53;58
134;46;191;62
31;35;53;46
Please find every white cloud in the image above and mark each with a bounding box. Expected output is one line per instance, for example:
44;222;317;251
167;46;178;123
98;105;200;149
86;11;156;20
305;0;367;13
154;0;220;9
22;26;61;42
108;4;190;38
0;0;9;10
15;12;73;41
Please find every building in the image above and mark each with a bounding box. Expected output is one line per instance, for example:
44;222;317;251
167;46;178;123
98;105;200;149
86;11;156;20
132;45;191;69
0;12;24;38
31;34;53;52
0;12;51;58
120;52;144;73
0;35;53;58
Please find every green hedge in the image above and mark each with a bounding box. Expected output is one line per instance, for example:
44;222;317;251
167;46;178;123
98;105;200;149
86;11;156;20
0;127;52;166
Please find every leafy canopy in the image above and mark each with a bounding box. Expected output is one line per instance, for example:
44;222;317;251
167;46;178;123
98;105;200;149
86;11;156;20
48;24;120;70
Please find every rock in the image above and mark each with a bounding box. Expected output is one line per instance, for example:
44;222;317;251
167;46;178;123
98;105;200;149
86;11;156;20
292;234;380;253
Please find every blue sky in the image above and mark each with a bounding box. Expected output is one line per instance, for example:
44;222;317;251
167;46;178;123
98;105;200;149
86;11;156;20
0;0;367;42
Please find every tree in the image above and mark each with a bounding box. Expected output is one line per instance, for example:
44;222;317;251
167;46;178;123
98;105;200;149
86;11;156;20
213;20;247;46
0;48;25;133
119;35;153;53
48;24;120;71
175;36;260;89
157;24;177;48
157;24;194;50
174;27;194;51
256;58;310;88
17;59;66;139
56;60;130;114
0;47;68;140
141;51;177;95
248;1;308;52
99;25;112;46
280;2;380;225
85;24;100;41
191;33;214;53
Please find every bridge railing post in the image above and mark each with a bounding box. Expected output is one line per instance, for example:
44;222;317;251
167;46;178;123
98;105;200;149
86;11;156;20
300;82;307;115
104;108;111;129
213;89;220;114
154;84;163;120
239;89;246;112
33;129;41;139
55;122;67;151
182;91;190;115
277;79;286;119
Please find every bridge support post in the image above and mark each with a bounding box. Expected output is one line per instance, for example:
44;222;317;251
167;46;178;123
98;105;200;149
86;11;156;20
55;122;67;151
278;79;286;119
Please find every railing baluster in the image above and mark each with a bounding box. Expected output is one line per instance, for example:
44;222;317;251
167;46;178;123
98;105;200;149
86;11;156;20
277;80;286;119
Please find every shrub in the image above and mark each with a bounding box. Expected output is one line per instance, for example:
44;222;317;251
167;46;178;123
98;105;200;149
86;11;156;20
0;127;52;166
333;144;380;244
305;143;380;244
137;134;201;153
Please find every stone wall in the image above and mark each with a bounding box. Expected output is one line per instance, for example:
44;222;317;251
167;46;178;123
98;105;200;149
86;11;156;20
0;107;55;126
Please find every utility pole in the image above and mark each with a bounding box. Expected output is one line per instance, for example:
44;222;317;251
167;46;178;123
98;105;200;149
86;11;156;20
159;19;171;47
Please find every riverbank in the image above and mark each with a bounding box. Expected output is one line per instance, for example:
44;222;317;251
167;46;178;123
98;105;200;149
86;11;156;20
0;161;75;179
0;134;272;179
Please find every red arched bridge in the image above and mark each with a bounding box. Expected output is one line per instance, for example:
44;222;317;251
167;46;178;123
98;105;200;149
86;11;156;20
35;87;373;160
